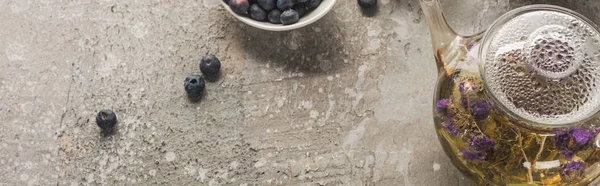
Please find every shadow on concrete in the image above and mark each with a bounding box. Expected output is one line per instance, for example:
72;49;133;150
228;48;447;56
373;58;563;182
101;126;118;138
232;13;347;75
360;5;379;17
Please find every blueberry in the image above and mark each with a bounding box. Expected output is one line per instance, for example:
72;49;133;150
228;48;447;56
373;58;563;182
268;9;282;24
358;0;377;9
257;0;276;11
184;75;206;101
96;109;117;131
199;55;222;81
276;0;294;11
305;0;321;9
249;4;267;21
292;3;306;17
280;9;299;25
229;0;250;15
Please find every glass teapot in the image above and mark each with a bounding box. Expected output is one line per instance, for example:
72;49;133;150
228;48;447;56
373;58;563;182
419;0;600;185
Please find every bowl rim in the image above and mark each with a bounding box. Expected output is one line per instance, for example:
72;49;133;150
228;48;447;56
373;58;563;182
221;0;337;31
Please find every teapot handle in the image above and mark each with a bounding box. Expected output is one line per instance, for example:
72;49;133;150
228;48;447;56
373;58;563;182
419;0;458;53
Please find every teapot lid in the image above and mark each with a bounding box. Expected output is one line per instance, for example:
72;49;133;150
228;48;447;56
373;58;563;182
479;5;600;126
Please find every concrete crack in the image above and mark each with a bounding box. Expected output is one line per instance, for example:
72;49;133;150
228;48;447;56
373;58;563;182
57;62;75;186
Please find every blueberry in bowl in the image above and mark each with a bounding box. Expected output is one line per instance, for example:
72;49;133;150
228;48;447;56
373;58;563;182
221;0;336;31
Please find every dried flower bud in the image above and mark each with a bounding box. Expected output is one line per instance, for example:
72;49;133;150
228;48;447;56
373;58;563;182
560;161;585;182
554;127;598;159
470;101;490;121
436;98;451;115
469;135;495;150
460;148;486;162
443;118;461;137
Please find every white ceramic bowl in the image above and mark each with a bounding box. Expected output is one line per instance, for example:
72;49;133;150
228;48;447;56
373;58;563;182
221;0;336;31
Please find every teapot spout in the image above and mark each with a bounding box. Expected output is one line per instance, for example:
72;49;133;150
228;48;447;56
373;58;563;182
419;0;460;70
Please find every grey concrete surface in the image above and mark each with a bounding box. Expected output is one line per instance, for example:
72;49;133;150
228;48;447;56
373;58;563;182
1;0;600;185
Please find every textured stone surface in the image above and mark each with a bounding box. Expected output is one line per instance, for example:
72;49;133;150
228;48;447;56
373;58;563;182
1;0;599;185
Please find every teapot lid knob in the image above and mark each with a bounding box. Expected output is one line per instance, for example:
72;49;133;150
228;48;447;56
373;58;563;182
480;5;600;126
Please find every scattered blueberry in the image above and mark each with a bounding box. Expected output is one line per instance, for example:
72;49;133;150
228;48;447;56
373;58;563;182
249;4;267;21
257;0;276;11
199;55;222;81
229;0;250;15
305;0;321;10
96;109;117;131
292;3;307;17
184;75;206;101
357;0;377;9
276;0;294;11
268;9;282;24
280;9;300;25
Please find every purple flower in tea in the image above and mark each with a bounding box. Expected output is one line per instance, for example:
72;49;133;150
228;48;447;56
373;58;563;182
469;135;494;150
470;101;490;121
555;130;571;149
461;135;495;162
461;97;468;109
436;98;451;115
560;150;575;159
467;42;476;50
558;127;596;148
560;161;586;181
554;127;598;159
571;128;596;146
443;118;460;137
458;82;469;108
460;148;486;162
